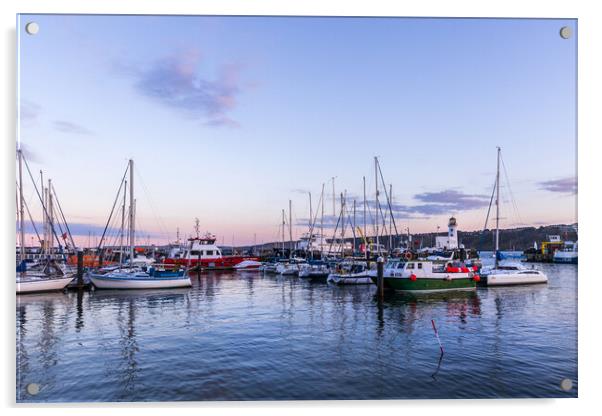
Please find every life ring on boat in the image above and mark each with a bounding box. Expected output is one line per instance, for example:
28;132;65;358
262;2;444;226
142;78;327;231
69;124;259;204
473;274;481;282
404;252;413;260
409;274;417;281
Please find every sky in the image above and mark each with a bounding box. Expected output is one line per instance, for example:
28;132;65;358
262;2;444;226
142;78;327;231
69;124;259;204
17;15;577;247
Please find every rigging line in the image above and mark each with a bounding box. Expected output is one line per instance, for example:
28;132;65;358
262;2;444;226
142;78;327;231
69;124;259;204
21;152;67;260
97;162;129;251
500;155;523;226
307;189;324;238
327;207;343;254
483;178;497;231
51;184;77;250
377;160;399;237
17;181;43;245
134;166;171;243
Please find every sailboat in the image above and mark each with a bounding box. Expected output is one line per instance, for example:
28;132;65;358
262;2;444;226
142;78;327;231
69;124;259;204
16;148;75;293
480;147;548;286
89;160;192;289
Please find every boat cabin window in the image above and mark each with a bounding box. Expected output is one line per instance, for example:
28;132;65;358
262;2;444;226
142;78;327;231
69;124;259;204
406;263;414;270
190;250;200;256
417;263;423;269
206;250;214;255
397;262;405;269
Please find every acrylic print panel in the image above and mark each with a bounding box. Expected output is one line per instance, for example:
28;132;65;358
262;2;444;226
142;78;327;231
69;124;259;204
16;14;577;402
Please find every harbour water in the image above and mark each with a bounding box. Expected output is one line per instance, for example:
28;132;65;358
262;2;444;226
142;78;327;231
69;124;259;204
16;256;577;402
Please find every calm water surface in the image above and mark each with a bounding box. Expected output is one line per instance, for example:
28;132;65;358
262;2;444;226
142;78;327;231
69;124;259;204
16;258;577;402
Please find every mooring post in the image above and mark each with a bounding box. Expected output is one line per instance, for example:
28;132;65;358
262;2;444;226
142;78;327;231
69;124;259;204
76;249;84;288
377;256;384;300
366;249;371;268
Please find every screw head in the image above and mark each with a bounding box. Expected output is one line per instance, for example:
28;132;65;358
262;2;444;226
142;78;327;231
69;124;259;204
25;22;39;35
560;378;573;391
559;26;572;39
26;383;40;395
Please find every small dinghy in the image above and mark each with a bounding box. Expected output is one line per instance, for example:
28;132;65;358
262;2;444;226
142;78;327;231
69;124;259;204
234;260;263;271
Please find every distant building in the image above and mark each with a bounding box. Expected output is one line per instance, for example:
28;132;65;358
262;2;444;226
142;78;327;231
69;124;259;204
435;217;459;250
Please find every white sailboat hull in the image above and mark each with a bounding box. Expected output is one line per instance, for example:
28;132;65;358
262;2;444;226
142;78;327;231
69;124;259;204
16;275;74;294
90;274;192;289
327;273;372;285
484;271;548;286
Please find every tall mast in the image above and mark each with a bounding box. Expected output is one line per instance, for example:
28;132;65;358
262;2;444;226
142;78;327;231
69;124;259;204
128;159;135;266
308;191;313;231
289;199;293;257
48;178;53;252
353;199;356;253
119;180;127;266
18;149;25;265
363;176;367;244
374;157;379;249
495;147;501;267
320;183;324;254
331;177;336;219
340;192;345;248
281;209;285;254
389;184;393;252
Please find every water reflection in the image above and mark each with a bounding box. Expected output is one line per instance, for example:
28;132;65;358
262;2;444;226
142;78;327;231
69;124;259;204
16;263;577;402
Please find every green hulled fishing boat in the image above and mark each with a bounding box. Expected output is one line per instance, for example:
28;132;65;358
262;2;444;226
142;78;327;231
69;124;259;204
370;260;479;293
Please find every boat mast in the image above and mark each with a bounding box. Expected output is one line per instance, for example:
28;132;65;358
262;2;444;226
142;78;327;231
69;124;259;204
48;178;54;254
281;209;285;255
18;149;25;266
119;180;127;266
389;184;393;252
128;159;135;266
363;176;367;246
353;199;356;253
374;157;379;250
289;199;293;258
320;183;325;255
495;147;500;267
340;192;345;254
331;177;336;220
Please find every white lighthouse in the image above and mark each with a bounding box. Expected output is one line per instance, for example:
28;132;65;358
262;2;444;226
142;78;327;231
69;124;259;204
435;217;459;250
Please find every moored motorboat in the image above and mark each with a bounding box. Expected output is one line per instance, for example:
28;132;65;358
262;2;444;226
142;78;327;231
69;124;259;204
298;260;330;281
370;260;478;292
553;241;578;264
277;258;307;276
164;224;258;271
234;260;263;271
327;261;372;285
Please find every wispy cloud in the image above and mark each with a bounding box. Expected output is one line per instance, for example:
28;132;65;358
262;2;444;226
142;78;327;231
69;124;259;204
53;120;94;136
538;177;577;194
122;50;246;127
19;221;159;239
413;190;490;212
294;189;491;227
20;100;41;124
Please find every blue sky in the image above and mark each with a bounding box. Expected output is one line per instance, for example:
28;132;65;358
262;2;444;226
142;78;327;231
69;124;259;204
17;15;577;246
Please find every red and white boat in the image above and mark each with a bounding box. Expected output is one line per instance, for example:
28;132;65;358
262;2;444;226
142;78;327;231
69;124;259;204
164;232;258;271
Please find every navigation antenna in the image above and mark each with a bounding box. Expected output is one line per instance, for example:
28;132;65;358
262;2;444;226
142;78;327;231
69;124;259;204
194;218;200;238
